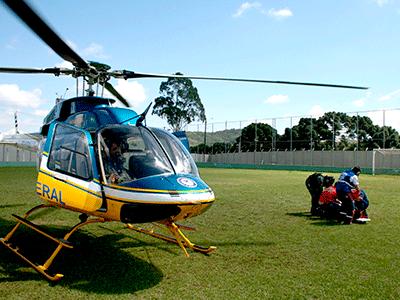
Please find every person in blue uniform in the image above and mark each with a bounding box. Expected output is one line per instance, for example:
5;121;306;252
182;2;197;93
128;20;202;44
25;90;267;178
335;166;361;224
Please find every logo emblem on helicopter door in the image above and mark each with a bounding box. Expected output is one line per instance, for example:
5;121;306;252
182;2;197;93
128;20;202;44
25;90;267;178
177;177;197;188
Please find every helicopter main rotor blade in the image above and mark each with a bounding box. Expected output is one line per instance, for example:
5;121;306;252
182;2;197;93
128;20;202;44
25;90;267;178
0;67;73;76
2;0;90;70
115;71;368;90
104;82;130;107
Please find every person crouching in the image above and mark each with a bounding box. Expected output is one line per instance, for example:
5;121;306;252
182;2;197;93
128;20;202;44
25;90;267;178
335;166;362;224
319;176;342;220
352;189;370;223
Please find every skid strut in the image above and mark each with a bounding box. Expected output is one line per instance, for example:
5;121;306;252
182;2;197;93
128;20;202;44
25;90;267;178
126;221;216;257
0;204;105;282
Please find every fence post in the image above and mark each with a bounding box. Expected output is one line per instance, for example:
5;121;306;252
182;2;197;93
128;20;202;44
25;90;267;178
290;117;293;151
332;112;335;150
383;110;386;148
203;120;207;162
238;121;242;153
356;113;359;151
310;117;313;150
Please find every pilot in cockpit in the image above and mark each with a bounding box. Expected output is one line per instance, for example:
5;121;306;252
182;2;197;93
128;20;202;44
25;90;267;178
105;139;131;184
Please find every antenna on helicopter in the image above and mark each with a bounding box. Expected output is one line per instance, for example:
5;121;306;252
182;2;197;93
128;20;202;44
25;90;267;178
56;88;69;103
136;102;152;127
63;87;69;98
56;88;69;104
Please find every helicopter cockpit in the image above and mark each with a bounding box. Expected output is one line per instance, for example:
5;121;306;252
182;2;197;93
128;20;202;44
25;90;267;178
150;127;199;177
98;125;199;185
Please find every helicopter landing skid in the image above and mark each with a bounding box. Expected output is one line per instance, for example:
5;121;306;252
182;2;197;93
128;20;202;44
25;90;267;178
125;222;216;257
0;204;106;282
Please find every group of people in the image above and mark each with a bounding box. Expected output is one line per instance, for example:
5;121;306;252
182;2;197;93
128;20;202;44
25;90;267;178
306;166;370;224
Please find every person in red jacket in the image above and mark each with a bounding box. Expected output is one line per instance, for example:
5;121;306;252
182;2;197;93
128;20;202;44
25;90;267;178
319;176;342;220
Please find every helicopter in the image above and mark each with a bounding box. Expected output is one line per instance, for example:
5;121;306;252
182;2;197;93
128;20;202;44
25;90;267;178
0;0;368;282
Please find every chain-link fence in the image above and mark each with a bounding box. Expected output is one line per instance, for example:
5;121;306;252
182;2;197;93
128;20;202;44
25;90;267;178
186;108;400;153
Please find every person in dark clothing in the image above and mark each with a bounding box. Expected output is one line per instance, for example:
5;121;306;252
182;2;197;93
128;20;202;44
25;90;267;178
106;140;130;184
305;173;324;216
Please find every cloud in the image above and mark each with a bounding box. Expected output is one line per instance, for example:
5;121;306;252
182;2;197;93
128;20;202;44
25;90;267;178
367;110;400;132
384;110;400;131
33;109;49;117
104;80;146;108
351;90;371;108
353;99;365;108
0;109;44;134
266;8;293;19
233;2;293;19
373;0;390;7
378;89;400;102
5;37;18;50
63;40;109;60
309;105;325;117
82;42;109;59
233;2;262;18
0;84;43;108
56;60;74;69
264;94;289;104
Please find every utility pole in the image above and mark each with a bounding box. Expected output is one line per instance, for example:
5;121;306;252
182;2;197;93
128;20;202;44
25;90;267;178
14;111;19;134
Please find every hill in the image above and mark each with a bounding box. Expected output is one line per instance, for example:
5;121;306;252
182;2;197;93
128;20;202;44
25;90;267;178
186;129;241;146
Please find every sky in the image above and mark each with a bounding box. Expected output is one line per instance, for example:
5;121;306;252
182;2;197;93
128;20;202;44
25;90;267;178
0;0;400;135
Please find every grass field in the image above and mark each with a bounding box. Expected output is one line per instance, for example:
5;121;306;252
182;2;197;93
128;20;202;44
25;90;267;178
0;167;398;299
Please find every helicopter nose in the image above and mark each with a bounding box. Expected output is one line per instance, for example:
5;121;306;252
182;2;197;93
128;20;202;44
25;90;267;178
122;174;212;195
117;174;215;223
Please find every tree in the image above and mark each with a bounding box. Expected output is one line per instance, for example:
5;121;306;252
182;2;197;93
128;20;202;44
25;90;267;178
277;117;324;150
234;123;277;152
190;143;211;154
152;73;206;132
346;115;376;150
211;142;234;154
278;113;400;151
318;112;351;149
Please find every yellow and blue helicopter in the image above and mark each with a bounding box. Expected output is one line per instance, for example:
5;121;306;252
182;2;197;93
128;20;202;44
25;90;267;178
0;0;368;282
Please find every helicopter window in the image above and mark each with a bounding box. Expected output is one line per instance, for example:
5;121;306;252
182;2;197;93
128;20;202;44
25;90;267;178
48;124;92;180
96;109;116;126
66;112;101;132
99;125;174;184
83;113;99;131
43;107;56;125
151;128;199;177
66;113;85;128
36;137;47;170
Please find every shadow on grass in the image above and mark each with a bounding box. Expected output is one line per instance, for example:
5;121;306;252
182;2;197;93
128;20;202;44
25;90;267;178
113;226;276;253
0;217;163;294
286;211;341;226
0;204;26;209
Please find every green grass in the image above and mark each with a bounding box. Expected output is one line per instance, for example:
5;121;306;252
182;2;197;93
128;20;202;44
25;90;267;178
0;167;399;299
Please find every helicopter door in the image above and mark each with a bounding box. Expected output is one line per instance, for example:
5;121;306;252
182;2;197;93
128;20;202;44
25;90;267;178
39;123;103;212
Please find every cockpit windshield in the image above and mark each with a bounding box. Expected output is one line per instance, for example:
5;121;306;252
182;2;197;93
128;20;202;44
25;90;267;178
99;125;174;184
150;128;199;177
